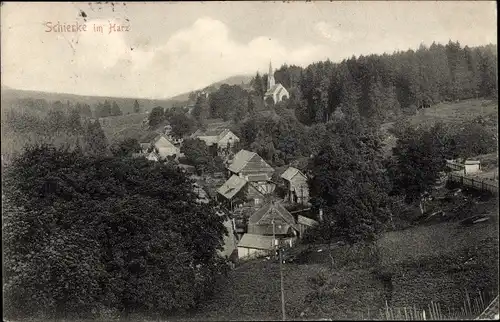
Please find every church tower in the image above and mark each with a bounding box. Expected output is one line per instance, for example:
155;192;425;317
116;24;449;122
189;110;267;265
267;61;275;90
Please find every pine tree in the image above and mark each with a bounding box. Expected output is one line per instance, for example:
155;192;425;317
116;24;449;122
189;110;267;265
111;101;122;116
83;120;108;155
67;108;83;133
134;100;141;113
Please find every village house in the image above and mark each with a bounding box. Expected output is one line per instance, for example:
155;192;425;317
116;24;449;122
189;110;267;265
464;160;481;174
139;133;180;159
216;174;266;210
247;200;299;245
237;200;318;260
163;124;183;146
446;159;482;176
237;234;276;259
264;61;289;105
191;128;240;157
227;149;275;194
280;166;310;205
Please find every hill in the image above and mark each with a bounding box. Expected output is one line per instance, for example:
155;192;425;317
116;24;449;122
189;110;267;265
381;98;499;157
169;189;498;321
0;87;180;114
166;74;253;102
1;74;253;114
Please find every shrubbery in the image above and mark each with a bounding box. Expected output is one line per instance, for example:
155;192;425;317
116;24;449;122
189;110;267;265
2;144;228;319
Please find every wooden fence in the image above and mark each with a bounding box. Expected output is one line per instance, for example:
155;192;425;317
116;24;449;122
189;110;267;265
448;173;498;194
359;289;497;321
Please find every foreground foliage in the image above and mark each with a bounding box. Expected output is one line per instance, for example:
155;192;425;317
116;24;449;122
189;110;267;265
2;144;228;319
306;116;392;244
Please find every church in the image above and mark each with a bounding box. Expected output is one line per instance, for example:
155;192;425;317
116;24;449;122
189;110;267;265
264;61;289;104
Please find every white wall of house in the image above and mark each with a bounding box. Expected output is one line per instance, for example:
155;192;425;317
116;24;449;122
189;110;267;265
286;174;309;204
464;163;481;174
217;131;240;149
237;247;270;260
154;136;179;158
146;154;159;162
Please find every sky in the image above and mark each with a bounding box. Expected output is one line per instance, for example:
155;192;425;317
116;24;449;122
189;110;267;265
1;1;497;99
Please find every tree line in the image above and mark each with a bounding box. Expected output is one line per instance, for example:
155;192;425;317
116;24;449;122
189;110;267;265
190;41;497;128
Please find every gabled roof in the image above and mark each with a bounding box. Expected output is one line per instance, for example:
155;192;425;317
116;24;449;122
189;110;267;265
139;132;176;148
217;175;247;200
237;234;275;250
249;201;296;226
217;129;234;141
280;166;307;181
154;135;177;149
228;150;274;174
228;150;257;172
146;151;160;160
192;128;238;145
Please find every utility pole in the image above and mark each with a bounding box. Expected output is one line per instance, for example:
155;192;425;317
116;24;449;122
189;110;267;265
279;246;286;321
272;216;286;321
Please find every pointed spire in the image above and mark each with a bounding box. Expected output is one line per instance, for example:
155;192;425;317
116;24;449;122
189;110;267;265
267;59;276;90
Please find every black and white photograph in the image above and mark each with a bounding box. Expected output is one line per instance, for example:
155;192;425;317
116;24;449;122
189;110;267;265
1;1;498;321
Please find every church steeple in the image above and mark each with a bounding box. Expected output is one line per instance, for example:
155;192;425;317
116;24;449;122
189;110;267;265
267;60;275;90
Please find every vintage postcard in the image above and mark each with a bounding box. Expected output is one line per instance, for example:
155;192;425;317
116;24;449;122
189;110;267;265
1;1;498;321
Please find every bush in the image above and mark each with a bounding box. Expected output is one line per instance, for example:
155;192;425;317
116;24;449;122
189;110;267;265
2;145;228;319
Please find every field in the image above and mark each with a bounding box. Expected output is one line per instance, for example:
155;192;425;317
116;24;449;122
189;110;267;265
381;98;498;156
98;113;151;143
168;190;498;321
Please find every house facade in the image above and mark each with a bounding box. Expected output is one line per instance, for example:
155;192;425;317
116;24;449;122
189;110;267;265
464;160;481;175
139;133;180;159
227;149;276;199
281;166;310;204
237;234;275;259
217;174;266;210
191;128;240;155
236;201;319;260
247;201;299;246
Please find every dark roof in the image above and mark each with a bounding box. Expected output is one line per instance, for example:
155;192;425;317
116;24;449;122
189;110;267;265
228;150;274;175
228;150;256;173
249;201;296;226
281;167;302;181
